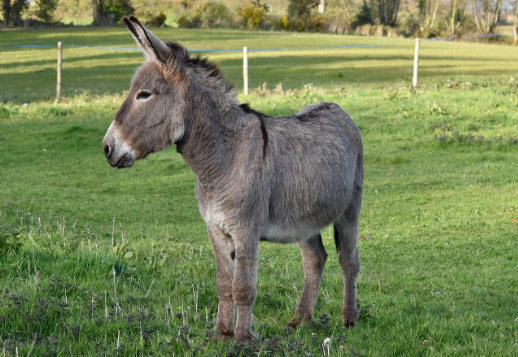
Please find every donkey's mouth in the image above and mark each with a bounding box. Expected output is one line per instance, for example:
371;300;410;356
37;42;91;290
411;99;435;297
112;153;134;169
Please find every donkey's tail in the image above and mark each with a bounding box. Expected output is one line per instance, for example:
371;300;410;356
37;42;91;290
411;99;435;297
333;225;341;253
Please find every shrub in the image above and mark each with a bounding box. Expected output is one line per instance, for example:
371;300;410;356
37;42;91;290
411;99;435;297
149;12;166;27
287;0;319;32
272;14;289;30
195;1;231;28
177;14;201;28
239;1;268;29
177;1;231;29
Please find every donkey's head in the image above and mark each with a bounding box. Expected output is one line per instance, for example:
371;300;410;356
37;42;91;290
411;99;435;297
103;16;188;168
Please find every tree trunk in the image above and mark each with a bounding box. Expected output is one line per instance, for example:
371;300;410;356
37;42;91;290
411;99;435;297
429;0;440;29
472;0;503;34
92;0;98;22
2;0;10;25
450;0;457;36
10;0;26;26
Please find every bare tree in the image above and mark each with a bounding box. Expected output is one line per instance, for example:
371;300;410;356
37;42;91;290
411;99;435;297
419;0;441;32
471;0;504;33
446;0;468;36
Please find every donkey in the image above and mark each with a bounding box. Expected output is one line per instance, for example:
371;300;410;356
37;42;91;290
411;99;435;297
103;16;363;342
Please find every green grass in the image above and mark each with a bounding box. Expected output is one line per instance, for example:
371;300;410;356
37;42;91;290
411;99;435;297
1;27;518;356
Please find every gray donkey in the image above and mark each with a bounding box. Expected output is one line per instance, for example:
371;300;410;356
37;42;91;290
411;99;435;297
103;16;363;342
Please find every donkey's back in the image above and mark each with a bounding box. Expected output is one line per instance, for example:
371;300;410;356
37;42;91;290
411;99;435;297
261;102;363;244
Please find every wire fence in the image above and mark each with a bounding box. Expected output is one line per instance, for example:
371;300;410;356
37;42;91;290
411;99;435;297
4;32;509;51
3;31;513;101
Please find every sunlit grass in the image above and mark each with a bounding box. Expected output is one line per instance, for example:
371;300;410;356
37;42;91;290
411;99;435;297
1;28;518;355
1;27;518;102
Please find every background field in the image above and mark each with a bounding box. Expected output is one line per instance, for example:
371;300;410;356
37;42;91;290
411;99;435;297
1;28;518;356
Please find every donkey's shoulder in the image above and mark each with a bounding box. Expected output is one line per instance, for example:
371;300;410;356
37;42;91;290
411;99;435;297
293;102;347;122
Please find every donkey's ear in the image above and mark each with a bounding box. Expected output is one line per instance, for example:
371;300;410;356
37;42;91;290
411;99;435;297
123;16;170;63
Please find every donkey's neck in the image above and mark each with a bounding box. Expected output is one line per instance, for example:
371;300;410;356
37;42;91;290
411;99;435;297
177;87;244;188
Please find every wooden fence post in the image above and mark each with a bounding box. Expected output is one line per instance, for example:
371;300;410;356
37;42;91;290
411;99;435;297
243;46;248;95
412;38;420;88
56;41;63;102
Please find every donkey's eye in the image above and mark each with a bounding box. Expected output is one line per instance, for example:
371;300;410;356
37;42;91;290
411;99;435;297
136;91;152;100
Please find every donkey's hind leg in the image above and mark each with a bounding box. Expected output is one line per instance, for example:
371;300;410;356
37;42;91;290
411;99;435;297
334;188;362;327
288;233;328;328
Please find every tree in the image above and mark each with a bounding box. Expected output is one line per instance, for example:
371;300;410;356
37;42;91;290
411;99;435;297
2;0;27;25
419;0;440;32
471;0;503;33
2;0;10;25
288;0;319;18
362;0;401;26
445;0;468;37
34;0;57;23
92;0;132;24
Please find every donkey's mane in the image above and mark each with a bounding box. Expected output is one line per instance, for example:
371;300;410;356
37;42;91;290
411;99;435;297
165;41;233;94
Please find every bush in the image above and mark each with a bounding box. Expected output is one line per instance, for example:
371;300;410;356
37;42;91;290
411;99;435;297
195;1;231;28
177;1;231;29
177;14;201;28
272;14;289;30
239;1;268;29
149;12;166;27
286;0;320;32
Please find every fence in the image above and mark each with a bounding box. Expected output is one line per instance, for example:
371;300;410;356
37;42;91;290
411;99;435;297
6;32;509;101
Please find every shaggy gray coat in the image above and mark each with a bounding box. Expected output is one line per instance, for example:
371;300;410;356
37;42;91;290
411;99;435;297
102;16;363;342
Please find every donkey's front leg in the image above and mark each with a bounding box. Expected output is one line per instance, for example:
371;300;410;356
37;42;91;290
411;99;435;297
208;226;235;341
232;230;259;341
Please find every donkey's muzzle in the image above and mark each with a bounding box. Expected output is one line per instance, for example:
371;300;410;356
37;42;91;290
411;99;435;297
103;122;135;169
113;152;134;169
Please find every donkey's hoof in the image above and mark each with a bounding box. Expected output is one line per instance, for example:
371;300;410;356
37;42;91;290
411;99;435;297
214;329;234;342
287;315;310;329
342;310;359;328
234;328;257;342
287;317;301;329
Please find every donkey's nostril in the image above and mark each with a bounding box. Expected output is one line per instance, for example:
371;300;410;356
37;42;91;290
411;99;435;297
103;143;112;158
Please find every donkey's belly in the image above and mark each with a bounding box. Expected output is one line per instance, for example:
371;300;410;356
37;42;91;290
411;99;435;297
260;212;337;244
261;223;318;243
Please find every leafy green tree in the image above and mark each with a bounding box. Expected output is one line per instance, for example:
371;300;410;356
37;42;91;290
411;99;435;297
92;0;132;24
2;0;28;25
34;0;57;23
287;0;319;18
104;0;133;22
287;0;319;30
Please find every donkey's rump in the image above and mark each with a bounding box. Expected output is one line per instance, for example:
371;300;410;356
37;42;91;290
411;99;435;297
261;102;363;243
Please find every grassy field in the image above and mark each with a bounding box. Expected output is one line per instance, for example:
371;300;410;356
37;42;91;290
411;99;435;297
1;27;518;356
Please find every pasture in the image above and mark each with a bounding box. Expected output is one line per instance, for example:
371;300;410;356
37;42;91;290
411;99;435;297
1;27;518;356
